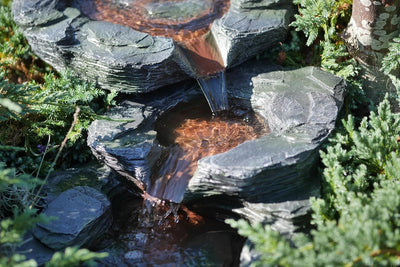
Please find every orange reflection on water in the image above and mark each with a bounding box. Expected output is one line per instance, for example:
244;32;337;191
73;0;229;41
73;0;229;75
150;100;268;202
175;117;265;157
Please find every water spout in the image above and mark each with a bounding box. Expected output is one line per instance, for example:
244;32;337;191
75;0;230;114
197;71;228;114
178;33;229;114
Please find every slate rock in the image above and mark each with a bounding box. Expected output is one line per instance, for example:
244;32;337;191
12;0;65;27
12;0;292;93
212;0;292;67
87;83;201;193
43;162;119;204
87;61;345;229
233;199;314;235
17;233;55;266
33;186;112;250
183;62;346;206
12;0;188;93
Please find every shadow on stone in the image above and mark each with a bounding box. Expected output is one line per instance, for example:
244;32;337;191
86;60;346;235
12;0;292;92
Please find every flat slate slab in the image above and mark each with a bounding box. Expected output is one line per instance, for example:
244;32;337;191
33;186;112;250
86;61;345;231
212;0;292;67
185;64;345;204
12;0;292;93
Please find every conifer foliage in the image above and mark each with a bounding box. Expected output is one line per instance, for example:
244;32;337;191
0;3;111;266
227;0;400;265
228;96;400;266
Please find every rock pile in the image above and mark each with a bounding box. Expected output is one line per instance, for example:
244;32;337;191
12;0;292;92
86;61;346;232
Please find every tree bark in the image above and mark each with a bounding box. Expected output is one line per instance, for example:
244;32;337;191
343;0;400;103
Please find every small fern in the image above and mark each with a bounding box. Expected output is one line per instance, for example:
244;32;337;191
381;35;400;91
291;0;355;77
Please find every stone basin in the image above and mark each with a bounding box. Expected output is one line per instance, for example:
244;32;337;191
12;0;292;93
12;0;345;234
86;60;346;231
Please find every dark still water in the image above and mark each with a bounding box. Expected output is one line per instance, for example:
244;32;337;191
95;190;245;266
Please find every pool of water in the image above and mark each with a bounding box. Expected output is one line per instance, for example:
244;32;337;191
92;98;267;265
72;0;230;41
94;189;245;266
150;98;268;203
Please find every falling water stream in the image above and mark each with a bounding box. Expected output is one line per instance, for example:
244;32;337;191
94;99;267;265
151;99;268;203
72;1;269;265
73;0;230;113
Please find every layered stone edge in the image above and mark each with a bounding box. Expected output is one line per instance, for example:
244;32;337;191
86;63;345;207
185;65;344;231
12;0;292;93
32;186;112;250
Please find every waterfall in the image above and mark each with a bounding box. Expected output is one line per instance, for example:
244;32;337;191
197;71;228;114
179;33;229;114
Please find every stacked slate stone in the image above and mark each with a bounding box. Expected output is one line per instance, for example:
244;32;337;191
12;0;346;264
17;165;118;265
12;0;186;92
33;186;112;250
12;0;292;93
212;0;292;67
86;61;346;234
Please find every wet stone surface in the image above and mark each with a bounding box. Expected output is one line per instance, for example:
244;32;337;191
12;0;292;92
86;60;346;234
17;164;244;266
41;162;119;204
16;164;121;265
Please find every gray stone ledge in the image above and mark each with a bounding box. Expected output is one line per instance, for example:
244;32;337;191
86;61;345;231
12;0;292;93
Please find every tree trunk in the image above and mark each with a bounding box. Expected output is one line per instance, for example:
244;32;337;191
343;0;400;104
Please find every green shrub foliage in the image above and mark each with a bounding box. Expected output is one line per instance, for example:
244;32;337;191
381;35;400;91
0;5;48;84
227;95;400;266
228;1;400;264
0;4;116;174
0;163;108;267
0;2;111;266
318;98;400;219
0;6;30;58
0;70;113;174
290;0;357;79
289;0;371;115
45;247;108;267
